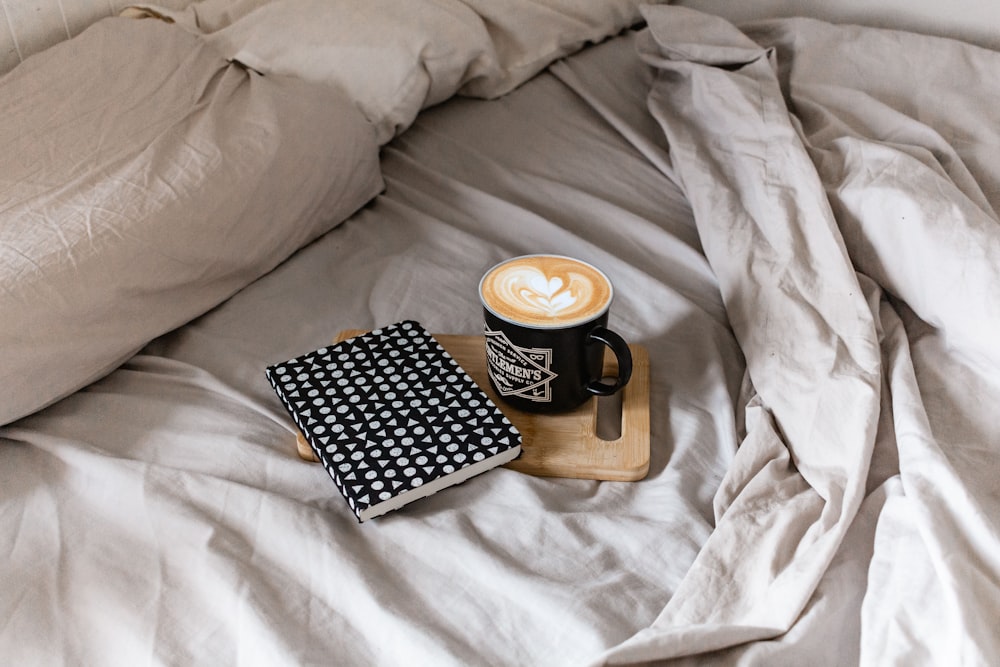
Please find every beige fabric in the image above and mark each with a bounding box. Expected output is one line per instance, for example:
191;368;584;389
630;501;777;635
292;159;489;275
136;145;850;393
1;32;726;665
596;6;1000;664
677;0;1000;52
0;0;195;75
0;17;382;425
3;12;1000;663
454;0;645;98
125;0;656;144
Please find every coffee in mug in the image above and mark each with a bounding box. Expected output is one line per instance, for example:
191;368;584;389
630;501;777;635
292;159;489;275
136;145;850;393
478;254;632;413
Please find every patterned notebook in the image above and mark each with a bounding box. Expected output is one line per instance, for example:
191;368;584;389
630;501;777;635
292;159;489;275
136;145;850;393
265;321;521;522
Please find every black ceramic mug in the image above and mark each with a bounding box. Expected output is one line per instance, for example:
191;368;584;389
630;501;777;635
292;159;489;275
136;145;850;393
478;254;632;414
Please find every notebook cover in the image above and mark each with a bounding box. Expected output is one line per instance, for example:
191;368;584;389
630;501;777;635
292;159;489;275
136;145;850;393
266;320;521;521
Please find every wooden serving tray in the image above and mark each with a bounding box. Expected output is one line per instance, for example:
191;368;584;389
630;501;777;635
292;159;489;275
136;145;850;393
295;330;650;481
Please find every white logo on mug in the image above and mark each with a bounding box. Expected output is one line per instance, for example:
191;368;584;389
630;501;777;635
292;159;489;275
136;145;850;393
484;328;556;402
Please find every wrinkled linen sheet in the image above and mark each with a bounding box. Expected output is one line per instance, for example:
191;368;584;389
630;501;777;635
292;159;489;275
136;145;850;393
1;29;737;666
3;8;1000;667
598;6;1000;665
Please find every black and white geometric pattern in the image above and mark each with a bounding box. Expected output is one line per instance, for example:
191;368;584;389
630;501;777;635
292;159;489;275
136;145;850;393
266;321;521;522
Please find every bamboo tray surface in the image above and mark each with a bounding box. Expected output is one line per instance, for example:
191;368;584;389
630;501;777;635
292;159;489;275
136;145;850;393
295;330;650;482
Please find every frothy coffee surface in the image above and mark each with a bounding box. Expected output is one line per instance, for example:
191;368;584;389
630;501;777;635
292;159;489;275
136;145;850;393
480;255;613;327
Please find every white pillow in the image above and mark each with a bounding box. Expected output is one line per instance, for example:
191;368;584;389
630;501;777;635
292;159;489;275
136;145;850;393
0;17;383;425
125;0;656;144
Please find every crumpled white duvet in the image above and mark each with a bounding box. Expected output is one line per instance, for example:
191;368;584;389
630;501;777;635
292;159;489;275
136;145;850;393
598;6;1000;665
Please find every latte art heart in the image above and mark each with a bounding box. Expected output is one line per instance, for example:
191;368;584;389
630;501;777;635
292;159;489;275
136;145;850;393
480;255;613;327
517;274;578;316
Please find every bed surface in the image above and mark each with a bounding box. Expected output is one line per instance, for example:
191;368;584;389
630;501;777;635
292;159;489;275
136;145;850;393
2;26;733;666
3;2;1000;665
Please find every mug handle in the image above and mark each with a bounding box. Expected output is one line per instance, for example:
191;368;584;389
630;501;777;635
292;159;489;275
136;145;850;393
585;326;633;396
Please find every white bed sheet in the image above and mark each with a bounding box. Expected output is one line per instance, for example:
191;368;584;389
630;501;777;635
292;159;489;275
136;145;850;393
0;29;740;666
